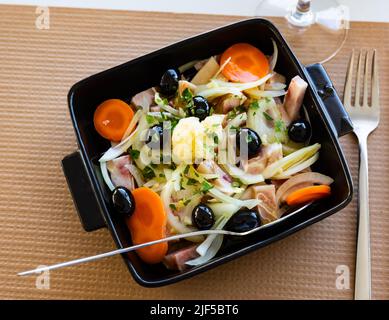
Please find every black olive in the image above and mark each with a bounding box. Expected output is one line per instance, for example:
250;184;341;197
236;128;262;158
288;119;311;143
192;204;215;230
188;96;210;121
112;186;135;216
146;124;164;149
226;209;260;233
159;69;180;96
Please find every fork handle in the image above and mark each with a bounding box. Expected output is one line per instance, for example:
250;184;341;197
354;135;371;300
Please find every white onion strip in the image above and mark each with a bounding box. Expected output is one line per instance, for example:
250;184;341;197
269;39;278;71
273;153;319;179
275;172;334;205
100;161;115;191
121;109;142;141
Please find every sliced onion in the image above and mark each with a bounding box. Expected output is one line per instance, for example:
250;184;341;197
208;187;259;209
121;109;142;141
265;82;287;90
269;39;278;71
195;87;243;100
185;231;224;266
196;216;228;256
205;73;273;92
273;152;319;179
221;163;264;185
125;164;145;187
275;172;334;205
247;89;286;98
100;161;115;191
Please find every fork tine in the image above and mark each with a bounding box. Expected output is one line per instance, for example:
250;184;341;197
355;50;363;107
343;50;355;107
371;49;379;108
363;51;369;107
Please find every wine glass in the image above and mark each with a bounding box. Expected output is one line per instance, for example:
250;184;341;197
255;0;350;65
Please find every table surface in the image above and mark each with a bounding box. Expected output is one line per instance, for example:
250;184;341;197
0;5;388;300
0;0;388;22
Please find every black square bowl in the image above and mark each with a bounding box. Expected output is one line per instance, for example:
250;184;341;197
63;18;354;287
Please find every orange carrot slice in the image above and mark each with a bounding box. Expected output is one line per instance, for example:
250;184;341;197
93;99;134;142
126;187;168;264
286;185;331;206
220;43;269;83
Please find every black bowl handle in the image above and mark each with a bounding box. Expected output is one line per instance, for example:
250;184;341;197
62;151;106;232
305;63;353;137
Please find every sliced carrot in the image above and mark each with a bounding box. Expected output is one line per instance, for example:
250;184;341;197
220;43;269;83
93;99;134;142
126;187;168;264
286;185;331;206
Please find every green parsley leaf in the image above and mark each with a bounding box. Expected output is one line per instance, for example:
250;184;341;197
249;101;260;110
129;149;140;160
200;181;213;192
169;203;177;211
142;166;156;180
274;119;285;133
181;88;193;102
186;178;198;186
263;111;274;121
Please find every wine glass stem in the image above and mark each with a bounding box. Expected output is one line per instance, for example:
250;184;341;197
287;0;314;27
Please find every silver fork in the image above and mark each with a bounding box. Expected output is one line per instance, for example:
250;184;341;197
343;49;380;300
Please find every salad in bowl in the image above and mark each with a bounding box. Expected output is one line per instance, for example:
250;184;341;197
93;41;333;271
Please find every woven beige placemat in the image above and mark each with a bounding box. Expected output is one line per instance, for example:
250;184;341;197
0;5;388;300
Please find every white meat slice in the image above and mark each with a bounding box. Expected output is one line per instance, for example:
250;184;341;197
197;160;234;195
106;155;135;190
283;76;308;122
131;87;155;111
241;143;283;175
241;184;278;224
163;245;199;271
215;94;246;114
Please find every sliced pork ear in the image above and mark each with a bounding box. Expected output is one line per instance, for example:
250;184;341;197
197;160;234;195
274;97;292;126
106;155;135;190
241;143;283;175
163;245;199;271
215;94;247;114
131;87;155;111
243;184;278;224
283;76;308;122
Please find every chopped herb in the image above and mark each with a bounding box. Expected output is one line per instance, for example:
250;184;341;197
274;119;285;133
226;106;245;120
249;101;260;110
213;135;219;144
169;204;177;211
194;171;199;177
183;199;191;206
184;165;190;175
159;173;165;178
209;106;214;115
150;163;158;168
263;111;274;121
146;114;156;125
128;148;140;160
232;181;241;188
170;163;177;170
265;97;272;103
181;88;193;102
142;166;155;180
186;178;198;186
200;181;213;192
